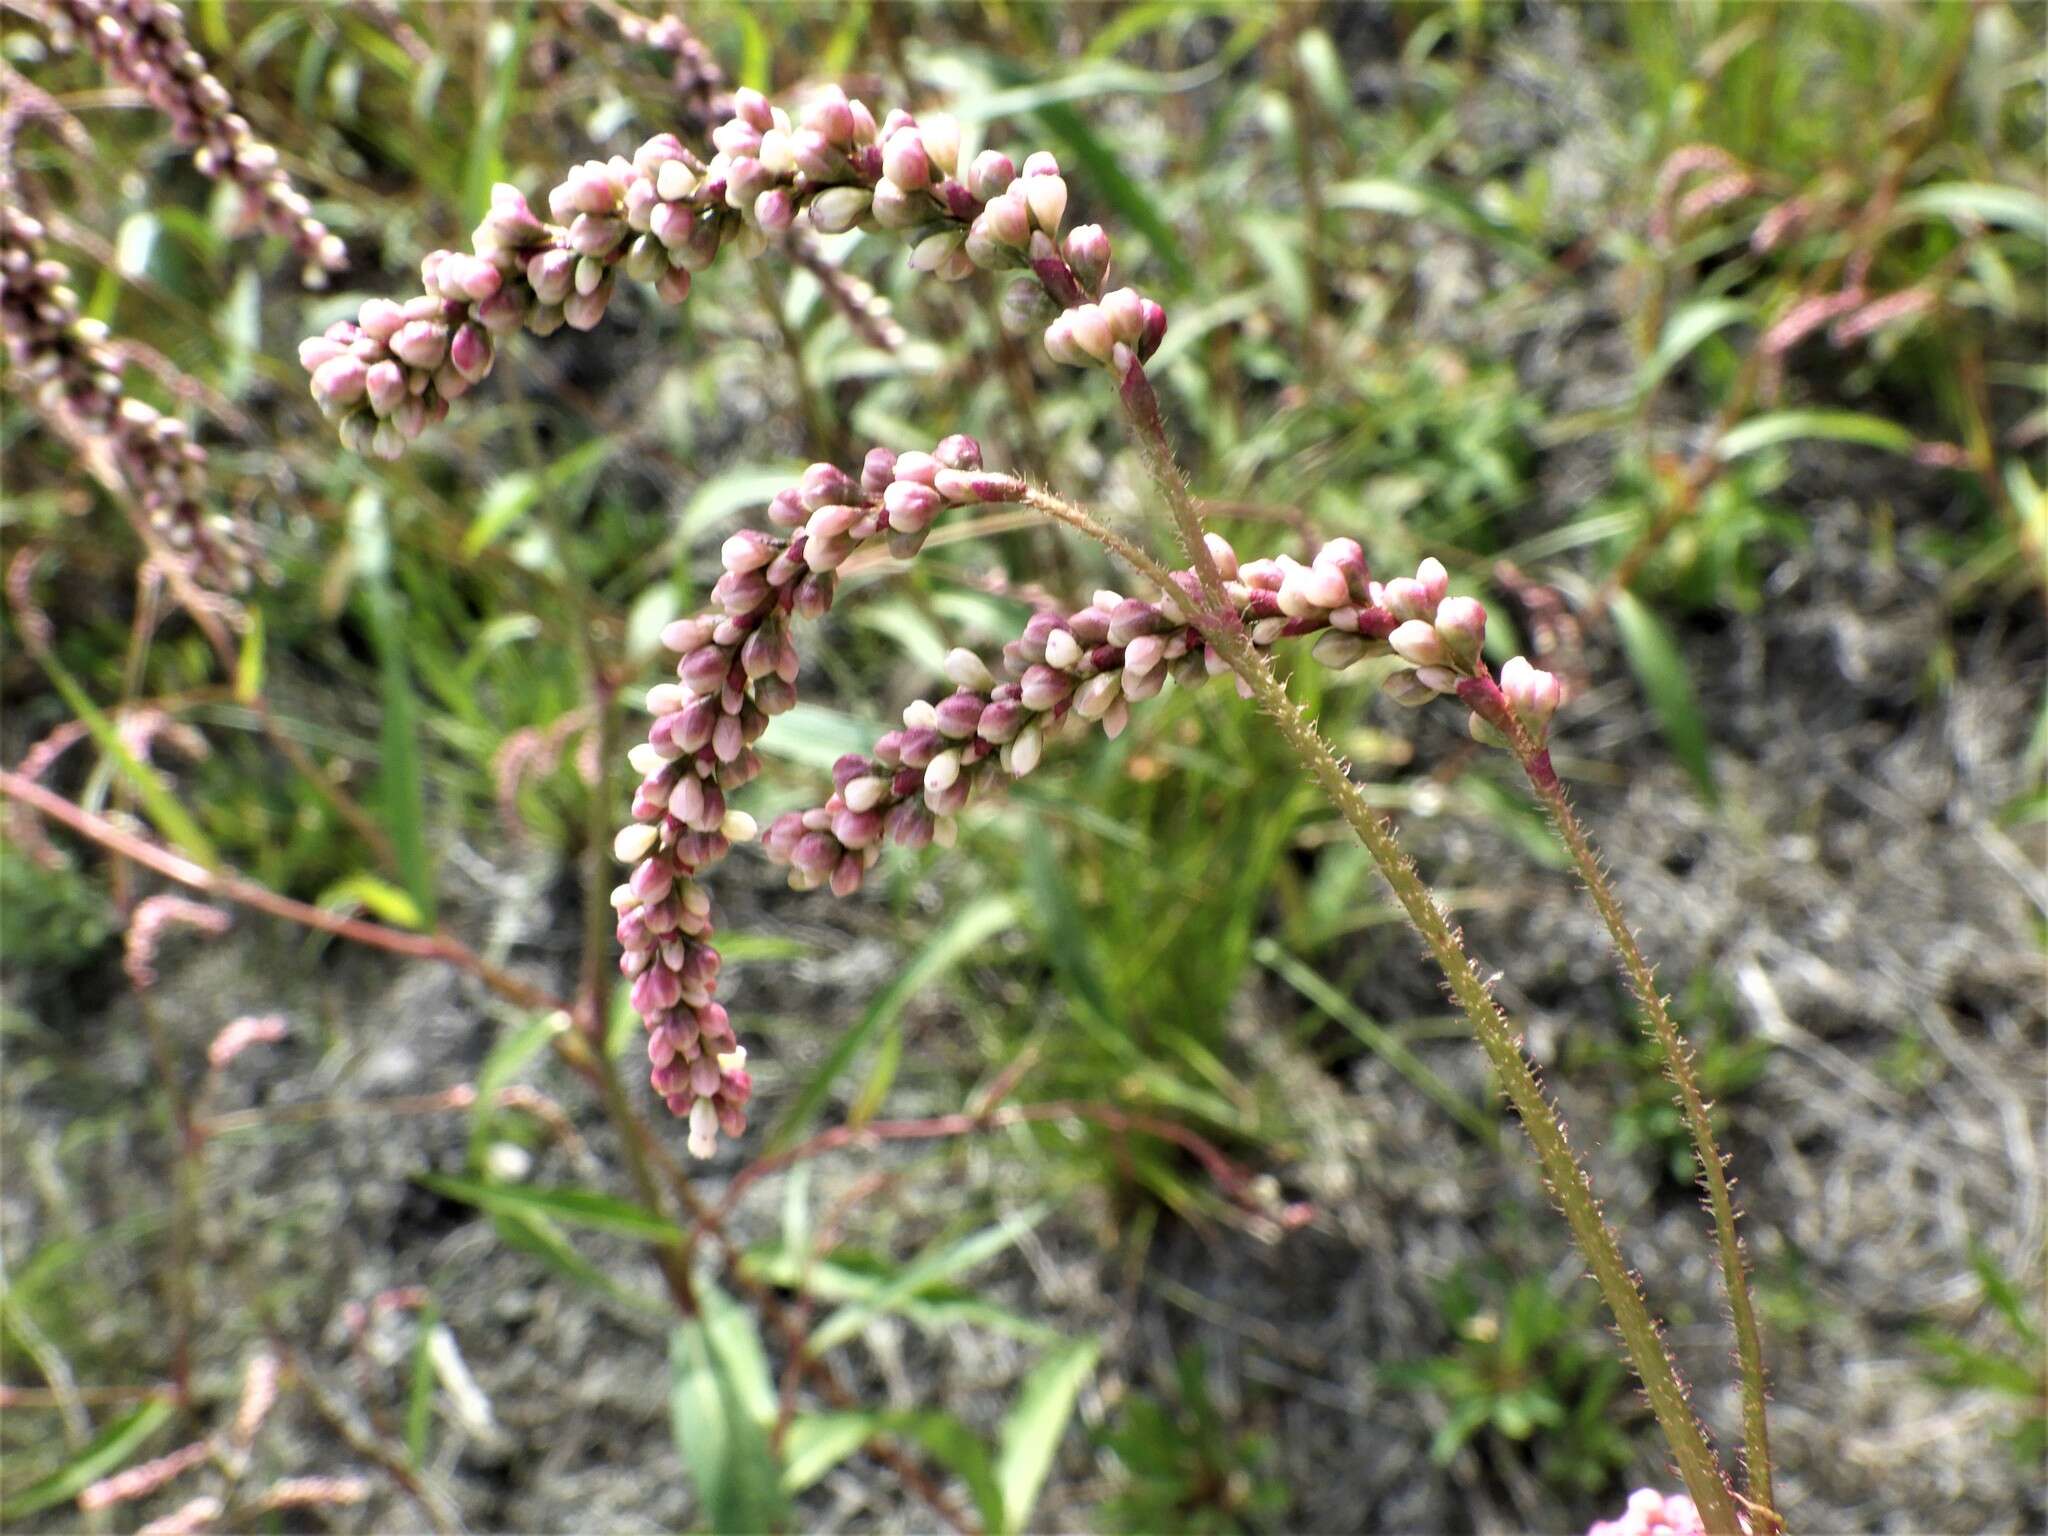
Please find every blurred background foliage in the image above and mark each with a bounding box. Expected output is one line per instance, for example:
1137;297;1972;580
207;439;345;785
2;1;2043;1531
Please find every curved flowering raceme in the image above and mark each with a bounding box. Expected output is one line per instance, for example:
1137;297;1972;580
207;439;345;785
759;549;1567;898
300;84;1167;457
44;0;346;285
0;206;254;589
613;459;1569;1158
610;436;1024;1157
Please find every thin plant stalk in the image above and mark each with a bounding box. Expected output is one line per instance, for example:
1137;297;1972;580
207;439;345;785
1494;704;1774;1515
1107;360;1744;1531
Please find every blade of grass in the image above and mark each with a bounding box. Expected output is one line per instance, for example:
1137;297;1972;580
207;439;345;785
349;490;435;921
996;1338;1100;1533
1609;590;1719;804
0;1399;174;1519
764;894;1016;1152
1254;939;1500;1146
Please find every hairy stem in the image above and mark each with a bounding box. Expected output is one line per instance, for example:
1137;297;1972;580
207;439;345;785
1109;377;1743;1529
1495;706;1773;1515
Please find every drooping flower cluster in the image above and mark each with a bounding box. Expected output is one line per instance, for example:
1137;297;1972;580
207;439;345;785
761;535;1399;897
1373;557;1565;748
42;0;346;285
611;436;1024;1157
614;453;1570;1157
301;84;1167;457
0;206;253;589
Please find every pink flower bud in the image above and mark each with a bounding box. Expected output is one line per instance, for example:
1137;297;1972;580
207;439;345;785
968;150;1016;201
1381;576;1435;622
1063;224;1112;294
884;479;944;533
1020;664;1074;710
448;322;493;382
1499;656;1563;737
1138;299;1169;360
934;691;985;738
881;129;930;192
1433;596;1487;668
311;354;367;405
364;359;406;416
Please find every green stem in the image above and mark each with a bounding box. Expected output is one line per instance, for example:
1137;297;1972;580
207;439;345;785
1498;710;1773;1517
1112;360;1742;1531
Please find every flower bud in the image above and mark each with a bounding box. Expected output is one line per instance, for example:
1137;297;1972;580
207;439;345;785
613;823;659;863
1389;619;1447;669
1066;304;1114;364
312;354;367;406
1074;672;1121;720
908;229;965;273
1499;656;1563;737
934;691;986;738
1043;628;1083;671
1432;596;1487;670
364;359;406;416
1042;312;1084;366
1024;174;1068;233
808;185;871;235
1138;299;1169;361
884;479;943;533
943;647;994;692
968;150;1016;201
881;128;930;192
1010;724;1044;777
1381;576;1435;623
1064;225;1112;294
1312;631;1370;670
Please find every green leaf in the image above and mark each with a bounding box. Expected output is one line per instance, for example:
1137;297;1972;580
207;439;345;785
739;1249;1064;1346
316;872;426;930
417;1174;678;1244
1893;182;2048;242
1609;591;1718;804
674;465;807;548
349;491;435;921
755;703;885;772
462;4;532;220
0;1399;174;1519
464;437;622;556
807;1205;1047;1355
469;1011;569;1166
1716;410;1917;462
1638;298;1753;396
997;1339;1100;1533
765;895;1015;1152
233;604;265;705
30;649;217;867
1327;177;1549;270
488;1209;660;1312
406;1296;439;1468
670;1284;787;1535
782;1411;1005;1532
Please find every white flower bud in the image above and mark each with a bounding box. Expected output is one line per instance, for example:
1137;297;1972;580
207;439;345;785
924;749;961;794
943;647;995;692
1044;628;1083;670
613;823;659;863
